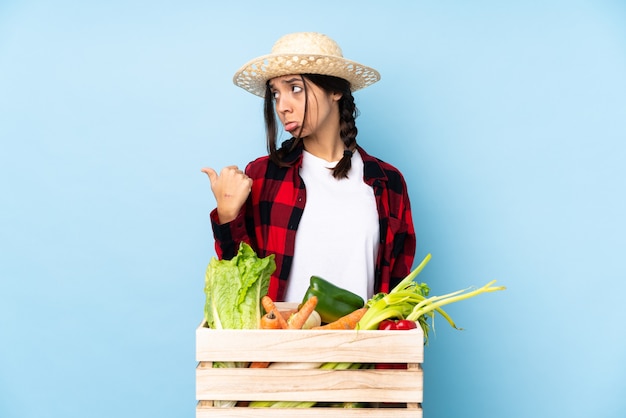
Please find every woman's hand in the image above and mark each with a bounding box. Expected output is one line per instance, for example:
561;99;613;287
201;166;253;224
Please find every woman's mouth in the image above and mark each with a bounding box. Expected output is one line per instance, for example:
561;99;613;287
284;121;299;132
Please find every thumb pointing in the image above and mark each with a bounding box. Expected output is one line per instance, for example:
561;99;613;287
201;167;217;184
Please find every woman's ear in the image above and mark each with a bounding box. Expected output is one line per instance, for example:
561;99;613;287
331;91;343;102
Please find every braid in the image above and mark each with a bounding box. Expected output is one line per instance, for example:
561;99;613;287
332;90;359;179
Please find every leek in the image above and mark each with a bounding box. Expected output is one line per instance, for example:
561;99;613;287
356;253;506;343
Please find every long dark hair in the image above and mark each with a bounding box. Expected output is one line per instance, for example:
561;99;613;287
263;74;359;179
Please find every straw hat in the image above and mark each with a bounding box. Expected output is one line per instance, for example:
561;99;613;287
233;32;381;97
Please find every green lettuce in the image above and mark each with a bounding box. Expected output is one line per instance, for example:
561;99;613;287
204;242;275;329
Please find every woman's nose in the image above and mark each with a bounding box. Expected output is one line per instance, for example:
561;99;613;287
276;96;292;114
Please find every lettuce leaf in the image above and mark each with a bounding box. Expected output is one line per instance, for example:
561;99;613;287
204;242;275;329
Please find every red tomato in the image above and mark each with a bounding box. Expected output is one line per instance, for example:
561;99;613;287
395;320;417;330
378;320;398;330
375;363;406;370
375;319;412;370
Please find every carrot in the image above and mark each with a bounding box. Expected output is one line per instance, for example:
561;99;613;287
249;361;271;368
311;307;368;330
249;311;282;369
260;311;281;329
261;296;289;329
287;295;318;329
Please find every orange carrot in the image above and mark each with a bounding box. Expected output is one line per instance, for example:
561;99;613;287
260;311;281;330
261;296;289;329
249;310;282;369
311;307;368;330
288;295;318;329
249;361;271;368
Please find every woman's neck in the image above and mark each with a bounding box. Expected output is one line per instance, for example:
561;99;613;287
303;134;344;162
302;110;344;162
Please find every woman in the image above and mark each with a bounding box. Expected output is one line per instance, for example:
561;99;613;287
202;32;416;302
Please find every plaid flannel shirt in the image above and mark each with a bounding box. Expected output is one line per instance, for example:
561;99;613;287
211;141;416;301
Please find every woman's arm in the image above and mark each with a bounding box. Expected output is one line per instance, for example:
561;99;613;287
202;165;253;259
201;166;252;223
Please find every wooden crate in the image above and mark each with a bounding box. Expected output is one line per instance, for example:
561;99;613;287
196;303;424;417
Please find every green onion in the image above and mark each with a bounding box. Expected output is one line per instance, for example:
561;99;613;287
406;280;506;323
356;254;506;343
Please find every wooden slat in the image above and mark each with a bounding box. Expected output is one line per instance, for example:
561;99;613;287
196;322;424;363
196;367;423;403
196;406;422;418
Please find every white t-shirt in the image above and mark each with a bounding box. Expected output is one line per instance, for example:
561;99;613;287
284;150;380;303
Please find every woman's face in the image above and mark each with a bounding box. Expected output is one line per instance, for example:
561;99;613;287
268;74;341;139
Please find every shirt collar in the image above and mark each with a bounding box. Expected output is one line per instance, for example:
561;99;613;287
281;138;304;165
280;139;389;182
357;146;389;182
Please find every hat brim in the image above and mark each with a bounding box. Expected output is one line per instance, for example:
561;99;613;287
233;53;381;97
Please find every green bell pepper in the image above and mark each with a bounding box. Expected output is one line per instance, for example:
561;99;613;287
301;276;365;324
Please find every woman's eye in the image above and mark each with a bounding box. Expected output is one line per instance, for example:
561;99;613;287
292;85;303;93
272;91;279;99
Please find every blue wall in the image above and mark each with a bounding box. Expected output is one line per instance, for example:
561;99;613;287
1;1;625;417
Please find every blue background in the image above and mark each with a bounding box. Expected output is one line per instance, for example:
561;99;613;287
1;1;625;417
